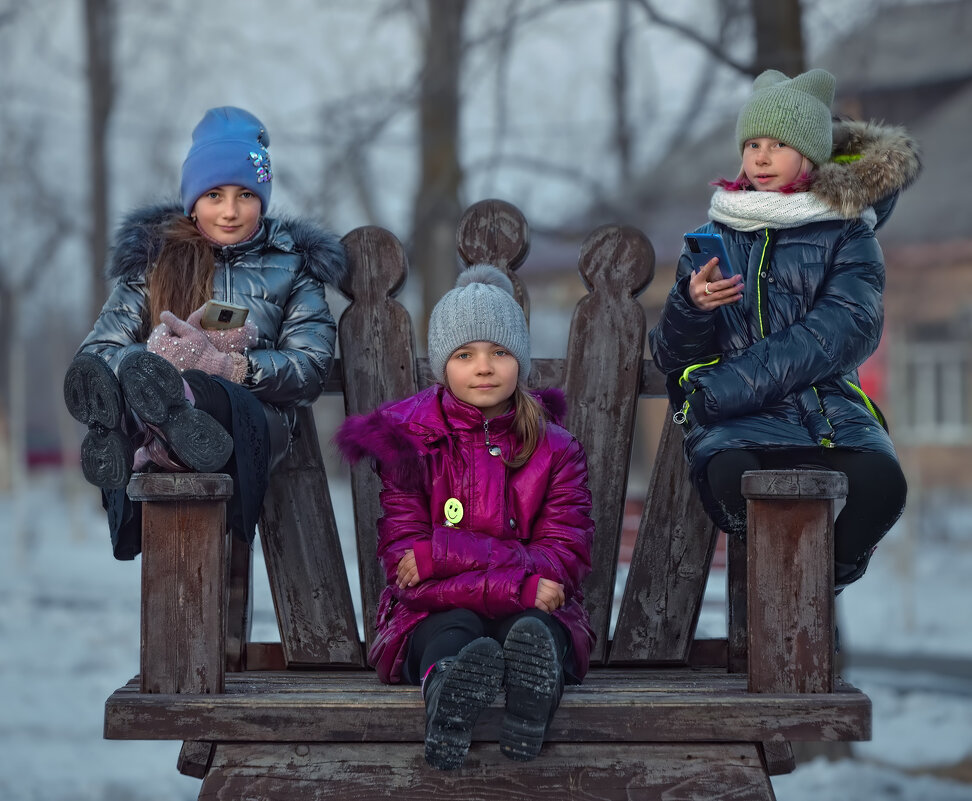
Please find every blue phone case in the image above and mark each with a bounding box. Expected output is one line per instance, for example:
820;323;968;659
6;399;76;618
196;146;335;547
684;233;737;278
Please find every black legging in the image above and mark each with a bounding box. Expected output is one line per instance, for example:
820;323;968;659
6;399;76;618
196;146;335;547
704;448;906;566
402;608;575;686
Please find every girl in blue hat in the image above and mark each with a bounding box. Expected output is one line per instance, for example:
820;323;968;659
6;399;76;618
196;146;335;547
64;106;347;560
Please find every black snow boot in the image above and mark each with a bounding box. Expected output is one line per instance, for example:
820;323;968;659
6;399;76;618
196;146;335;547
423;637;504;770
117;350;232;473
835;548;876;596
64;352;134;490
500;616;564;761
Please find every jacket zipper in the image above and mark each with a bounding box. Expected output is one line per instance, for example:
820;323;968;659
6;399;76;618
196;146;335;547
483;420;502;457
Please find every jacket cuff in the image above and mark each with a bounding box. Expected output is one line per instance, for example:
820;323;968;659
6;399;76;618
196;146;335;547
412;540;434;581
687;390;712;426
519;574;542;609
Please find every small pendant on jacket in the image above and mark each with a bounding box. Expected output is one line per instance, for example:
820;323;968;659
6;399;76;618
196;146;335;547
483;420;502;457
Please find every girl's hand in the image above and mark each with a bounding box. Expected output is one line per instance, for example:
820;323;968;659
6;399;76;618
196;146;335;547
186;304;258;354
535;578;565;613
689;258;744;310
397;549;419;588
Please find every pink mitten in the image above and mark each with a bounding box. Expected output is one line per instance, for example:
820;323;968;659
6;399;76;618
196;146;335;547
152;311;249;383
186;305;258;354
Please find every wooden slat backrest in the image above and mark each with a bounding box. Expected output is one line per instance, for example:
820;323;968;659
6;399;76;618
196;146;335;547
609;417;719;664
258;405;363;666
338;226;419;654
255;198;721;669
561;225;655;664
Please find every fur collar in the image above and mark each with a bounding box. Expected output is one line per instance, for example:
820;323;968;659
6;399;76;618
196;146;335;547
335;385;569;487
107;202;348;288
812;119;922;218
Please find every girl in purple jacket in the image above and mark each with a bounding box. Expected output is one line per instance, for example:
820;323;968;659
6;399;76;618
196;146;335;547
337;264;595;770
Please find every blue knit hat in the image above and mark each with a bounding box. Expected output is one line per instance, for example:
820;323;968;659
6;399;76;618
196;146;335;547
180;106;273;215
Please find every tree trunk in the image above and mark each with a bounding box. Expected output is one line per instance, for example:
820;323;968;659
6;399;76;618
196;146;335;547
84;0;115;324
412;0;467;340
750;0;804;77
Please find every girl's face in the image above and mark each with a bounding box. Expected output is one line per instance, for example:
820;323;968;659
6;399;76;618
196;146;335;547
742;138;809;191
444;341;519;419
191;186;262;245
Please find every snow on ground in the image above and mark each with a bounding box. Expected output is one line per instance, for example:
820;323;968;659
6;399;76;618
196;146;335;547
1;470;971;801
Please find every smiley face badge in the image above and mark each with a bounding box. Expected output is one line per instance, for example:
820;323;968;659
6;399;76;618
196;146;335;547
443;497;464;527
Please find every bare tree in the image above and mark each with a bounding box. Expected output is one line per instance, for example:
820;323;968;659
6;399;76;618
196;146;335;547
412;0;467;334
84;0;116;324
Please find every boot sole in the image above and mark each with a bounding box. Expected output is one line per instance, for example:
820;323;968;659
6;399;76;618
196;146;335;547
500;618;561;762
425;638;504;771
118;351;233;473
64;354;132;489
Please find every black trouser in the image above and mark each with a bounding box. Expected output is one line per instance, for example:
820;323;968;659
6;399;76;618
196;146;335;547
704;448;907;567
402;608;575;686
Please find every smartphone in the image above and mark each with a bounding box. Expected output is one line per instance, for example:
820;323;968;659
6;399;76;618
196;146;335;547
200;300;249;330
684;233;738;279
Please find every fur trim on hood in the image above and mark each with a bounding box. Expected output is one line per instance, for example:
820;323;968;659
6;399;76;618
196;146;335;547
107;202;348;288
812;119;922;218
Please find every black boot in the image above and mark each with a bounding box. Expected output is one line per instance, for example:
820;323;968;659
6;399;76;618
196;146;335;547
64;353;134;490
423;637;504;771
835;548;876;596
500;617;564;761
117;351;232;473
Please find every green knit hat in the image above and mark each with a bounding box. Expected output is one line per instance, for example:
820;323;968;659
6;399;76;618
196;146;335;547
736;68;836;166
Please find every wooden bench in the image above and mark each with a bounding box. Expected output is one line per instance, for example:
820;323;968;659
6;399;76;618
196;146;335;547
104;199;869;800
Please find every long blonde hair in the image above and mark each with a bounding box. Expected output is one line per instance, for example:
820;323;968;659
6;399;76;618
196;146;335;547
145;215;214;327
505;384;548;469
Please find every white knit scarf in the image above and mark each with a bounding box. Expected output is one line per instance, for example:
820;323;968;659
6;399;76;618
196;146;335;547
708;188;877;232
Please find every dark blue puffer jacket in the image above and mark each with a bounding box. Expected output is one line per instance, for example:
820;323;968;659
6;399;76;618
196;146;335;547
649;120;921;493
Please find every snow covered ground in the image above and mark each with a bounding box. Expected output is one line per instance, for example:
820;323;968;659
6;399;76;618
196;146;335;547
1;469;970;801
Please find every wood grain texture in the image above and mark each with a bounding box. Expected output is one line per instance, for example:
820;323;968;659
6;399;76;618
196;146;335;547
258;406;363;667
138;488;227;694
105;669;871;744
563;223;654;664
338;224;419;654
610;415;718;664
744;471;842;694
198;743;775;801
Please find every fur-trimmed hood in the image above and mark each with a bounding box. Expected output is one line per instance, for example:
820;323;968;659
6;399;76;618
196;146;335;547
812;119;922;219
107;202;348;288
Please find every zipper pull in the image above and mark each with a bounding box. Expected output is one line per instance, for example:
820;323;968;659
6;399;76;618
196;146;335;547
483;420;502;457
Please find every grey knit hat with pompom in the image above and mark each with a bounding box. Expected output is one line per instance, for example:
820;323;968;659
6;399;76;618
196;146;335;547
427;264;530;383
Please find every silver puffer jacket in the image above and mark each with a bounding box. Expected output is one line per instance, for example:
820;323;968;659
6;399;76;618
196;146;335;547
78;204;348;462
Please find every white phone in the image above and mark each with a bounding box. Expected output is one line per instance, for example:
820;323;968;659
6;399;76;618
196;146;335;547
200;300;249;330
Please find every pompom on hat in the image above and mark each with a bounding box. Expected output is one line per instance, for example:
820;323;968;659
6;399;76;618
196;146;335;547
180;106;273;215
736;68;837;166
427;264;530;384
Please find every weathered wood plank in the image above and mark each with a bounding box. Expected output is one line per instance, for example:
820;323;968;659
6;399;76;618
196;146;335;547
224;534;252;673
610;415;718;664
198;743;775;801
564;224;655;664
177;741;215;779
744;470;846;694
456;199;531;320
259;406;362;667
104;669;871;744
134;473;232;694
338;225;419;654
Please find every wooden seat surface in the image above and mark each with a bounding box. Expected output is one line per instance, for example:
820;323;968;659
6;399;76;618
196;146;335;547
105;668;869;744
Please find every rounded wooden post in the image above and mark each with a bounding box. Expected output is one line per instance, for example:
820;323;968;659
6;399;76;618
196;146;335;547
128;472;233;694
742;470;847;693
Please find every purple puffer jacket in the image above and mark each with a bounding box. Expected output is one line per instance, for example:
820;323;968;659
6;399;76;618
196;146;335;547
336;385;595;684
